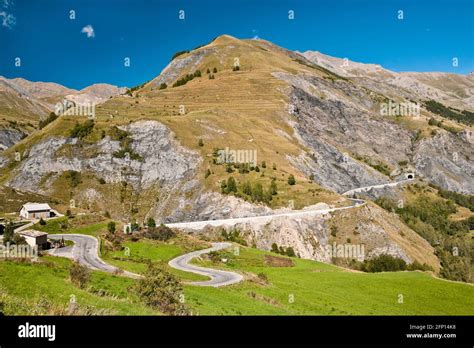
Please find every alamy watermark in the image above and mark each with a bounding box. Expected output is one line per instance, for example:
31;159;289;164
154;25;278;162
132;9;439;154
0;243;38;261
55;99;96;119
217;147;257;167
325;242;365;261
380;100;420;118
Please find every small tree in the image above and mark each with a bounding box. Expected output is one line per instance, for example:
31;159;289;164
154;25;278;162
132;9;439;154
286;247;296;257
39;218;46;226
198;139;204;147
226;177;237;193
107;221;116;234
213;67;217;73
269;179;278;195
134;264;190;315
204;169;211;178
2;222;14;245
159;83;167;90
271;243;279;253
147;224;175;241
288;174;296;185
146;217;156;229
206;68;210;74
70;262;90;288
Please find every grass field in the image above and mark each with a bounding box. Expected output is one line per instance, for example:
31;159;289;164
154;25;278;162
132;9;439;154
102;238;210;281
183;246;474;315
1;234;473;315
0;256;157;315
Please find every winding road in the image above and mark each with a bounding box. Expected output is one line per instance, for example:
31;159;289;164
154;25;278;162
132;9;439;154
48;234;140;279
168;242;243;287
44;179;413;286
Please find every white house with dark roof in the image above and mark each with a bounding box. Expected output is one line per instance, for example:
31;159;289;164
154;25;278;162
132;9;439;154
19;203;52;220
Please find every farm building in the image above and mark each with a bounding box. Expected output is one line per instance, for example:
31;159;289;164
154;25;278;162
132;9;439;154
17;230;49;250
19;203;52;220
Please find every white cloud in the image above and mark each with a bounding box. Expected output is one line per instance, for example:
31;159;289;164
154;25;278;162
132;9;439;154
81;24;95;38
0;10;15;28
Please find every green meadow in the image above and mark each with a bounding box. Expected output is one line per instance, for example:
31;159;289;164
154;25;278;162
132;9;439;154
1;230;472;315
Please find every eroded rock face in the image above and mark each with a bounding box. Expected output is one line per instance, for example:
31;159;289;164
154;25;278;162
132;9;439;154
274;71;474;195
413;132;474;194
149;48;213;88
7;120;200;193
0;128;25;151
274;72;410;193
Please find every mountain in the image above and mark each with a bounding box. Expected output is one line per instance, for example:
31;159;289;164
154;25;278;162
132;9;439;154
1;35;472;280
0;77;126;149
301;50;474;110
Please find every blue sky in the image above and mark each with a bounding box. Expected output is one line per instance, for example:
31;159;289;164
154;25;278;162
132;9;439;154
1;0;473;89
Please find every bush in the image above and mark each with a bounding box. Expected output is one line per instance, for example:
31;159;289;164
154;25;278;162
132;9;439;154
171;50;189;60
70;120;94;139
134;264;190;315
39;218;46;226
362;255;407;273
146;224;175;241
39;112;58;129
226;177;237;193
107;221;116;234
70;262;90;288
288;174;296;185
159;83;167;90
213;67;217;73
204;169;211;178
198;139;204;147
65;170;81;188
146;217;156;229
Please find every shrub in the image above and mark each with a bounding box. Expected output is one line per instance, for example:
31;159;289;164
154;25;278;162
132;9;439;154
39;112;58;129
204;169;211;178
362;255;407;273
171;50;189;60
146;217;156;229
70;120;94;139
269;179;278;195
107;221;116;234
288;174;296;185
134;264;190;315
98;178;106;185
69;262;90;288
271;243;279;253
65;170;81;187
146;224;175;241
39;218;46;226
226;177;237;193
198;139;204;147
213;67;217;73
285;247;296;257
159;83;167;90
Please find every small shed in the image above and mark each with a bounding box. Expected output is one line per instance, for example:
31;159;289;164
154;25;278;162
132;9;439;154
18;230;48;250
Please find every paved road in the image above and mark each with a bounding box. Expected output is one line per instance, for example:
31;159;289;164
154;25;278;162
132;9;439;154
342;178;413;196
168;242;243;287
166;198;366;231
48;234;140;279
